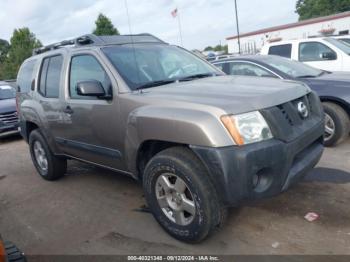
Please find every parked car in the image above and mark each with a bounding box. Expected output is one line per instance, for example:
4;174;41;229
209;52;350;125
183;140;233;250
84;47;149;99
212;55;350;146
0;81;19;137
17;34;324;242
0;235;26;262
260;37;350;72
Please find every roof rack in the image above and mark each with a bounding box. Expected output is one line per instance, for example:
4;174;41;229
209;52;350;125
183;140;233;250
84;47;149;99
32;33;166;55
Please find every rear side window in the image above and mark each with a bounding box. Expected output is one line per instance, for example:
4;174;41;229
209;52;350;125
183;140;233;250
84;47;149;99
268;44;292;58
38;55;63;98
17;60;36;93
229;62;277;78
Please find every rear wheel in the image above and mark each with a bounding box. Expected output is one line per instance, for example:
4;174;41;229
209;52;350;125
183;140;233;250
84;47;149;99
143;147;226;243
29;130;67;181
323;102;350;147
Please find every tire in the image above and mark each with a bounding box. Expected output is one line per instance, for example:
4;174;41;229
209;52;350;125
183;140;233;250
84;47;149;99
323;102;350;147
29;129;67;181
143;147;226;243
4;241;27;262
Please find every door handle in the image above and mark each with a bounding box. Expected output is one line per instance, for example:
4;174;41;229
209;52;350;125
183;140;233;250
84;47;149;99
63;106;74;114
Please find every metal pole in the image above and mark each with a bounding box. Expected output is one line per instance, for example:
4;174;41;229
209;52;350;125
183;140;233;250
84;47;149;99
177;9;183;46
234;0;241;54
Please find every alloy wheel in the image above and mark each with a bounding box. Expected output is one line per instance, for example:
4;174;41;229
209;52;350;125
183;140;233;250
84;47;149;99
155;173;196;226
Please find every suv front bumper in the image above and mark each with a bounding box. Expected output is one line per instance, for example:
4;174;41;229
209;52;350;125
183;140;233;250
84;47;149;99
191;120;324;206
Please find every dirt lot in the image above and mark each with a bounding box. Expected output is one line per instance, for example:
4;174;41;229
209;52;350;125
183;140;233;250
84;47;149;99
0;135;349;256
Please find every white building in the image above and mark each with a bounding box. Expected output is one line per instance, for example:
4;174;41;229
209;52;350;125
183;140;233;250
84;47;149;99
227;11;350;54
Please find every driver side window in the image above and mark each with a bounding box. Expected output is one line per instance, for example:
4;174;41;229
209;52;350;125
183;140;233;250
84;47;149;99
299;42;337;62
229;62;277;78
70;55;112;99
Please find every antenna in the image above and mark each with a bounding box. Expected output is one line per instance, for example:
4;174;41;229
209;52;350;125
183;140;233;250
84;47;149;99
124;0;142;89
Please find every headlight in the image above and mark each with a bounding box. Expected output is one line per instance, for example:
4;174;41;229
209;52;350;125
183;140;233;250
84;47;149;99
221;111;273;145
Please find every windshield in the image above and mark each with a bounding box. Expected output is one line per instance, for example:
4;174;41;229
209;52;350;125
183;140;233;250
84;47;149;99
337;38;350;45
325;38;350;55
102;44;219;90
260;55;323;78
0;85;16;100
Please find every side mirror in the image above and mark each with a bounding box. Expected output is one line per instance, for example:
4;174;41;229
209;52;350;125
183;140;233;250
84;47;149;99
321;52;336;60
76;80;106;97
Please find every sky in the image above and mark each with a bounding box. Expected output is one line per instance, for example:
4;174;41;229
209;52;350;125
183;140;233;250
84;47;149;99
0;0;299;50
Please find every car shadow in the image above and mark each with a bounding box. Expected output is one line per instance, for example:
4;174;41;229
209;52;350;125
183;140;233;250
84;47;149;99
303;167;350;184
0;133;22;144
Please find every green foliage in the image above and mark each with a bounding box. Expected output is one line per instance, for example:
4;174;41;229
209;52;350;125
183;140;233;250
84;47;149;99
204;45;228;53
0;39;9;64
93;13;119;36
296;0;350;21
0;28;41;80
204;46;214;51
0;39;10;79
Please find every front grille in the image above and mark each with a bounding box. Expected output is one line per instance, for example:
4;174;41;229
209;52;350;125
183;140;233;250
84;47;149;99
0;111;18;125
261;92;323;143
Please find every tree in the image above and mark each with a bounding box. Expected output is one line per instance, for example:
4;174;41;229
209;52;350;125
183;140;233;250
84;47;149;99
0;39;10;79
204;46;214;51
0;39;9;64
93;13;119;35
296;0;350;21
1;28;42;79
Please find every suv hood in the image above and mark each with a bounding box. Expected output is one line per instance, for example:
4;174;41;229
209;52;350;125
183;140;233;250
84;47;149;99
140;76;310;114
0;98;16;114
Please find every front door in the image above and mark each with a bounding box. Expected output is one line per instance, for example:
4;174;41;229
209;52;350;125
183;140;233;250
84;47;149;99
56;52;123;169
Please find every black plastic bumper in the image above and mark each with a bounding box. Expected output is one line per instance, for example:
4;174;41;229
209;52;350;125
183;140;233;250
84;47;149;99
191;121;324;206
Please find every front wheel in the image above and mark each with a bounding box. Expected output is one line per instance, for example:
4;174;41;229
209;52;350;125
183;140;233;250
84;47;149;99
323;102;350;147
143;147;226;243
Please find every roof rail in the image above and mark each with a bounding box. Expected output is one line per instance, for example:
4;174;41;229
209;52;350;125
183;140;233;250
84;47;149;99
32;33;166;55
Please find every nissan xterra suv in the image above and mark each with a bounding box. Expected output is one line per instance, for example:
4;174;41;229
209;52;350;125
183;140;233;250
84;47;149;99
16;34;324;242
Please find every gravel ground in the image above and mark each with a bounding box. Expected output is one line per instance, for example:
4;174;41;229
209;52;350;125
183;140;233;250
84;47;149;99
0;135;349;257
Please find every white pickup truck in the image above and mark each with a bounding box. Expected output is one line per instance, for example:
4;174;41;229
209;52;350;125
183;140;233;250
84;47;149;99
261;37;350;72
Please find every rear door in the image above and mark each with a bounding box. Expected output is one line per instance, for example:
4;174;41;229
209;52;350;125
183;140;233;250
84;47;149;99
54;50;123;170
36;54;65;139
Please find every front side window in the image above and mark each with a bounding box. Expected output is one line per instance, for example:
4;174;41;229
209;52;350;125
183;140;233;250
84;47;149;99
299;42;337;62
268;44;292;58
38;55;63;98
102;44;219;90
69;55;112;99
17;60;36;93
229;62;277;78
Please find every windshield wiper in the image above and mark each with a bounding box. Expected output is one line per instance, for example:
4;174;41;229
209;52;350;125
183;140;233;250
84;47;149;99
178;73;217;82
136;80;176;90
296;75;317;79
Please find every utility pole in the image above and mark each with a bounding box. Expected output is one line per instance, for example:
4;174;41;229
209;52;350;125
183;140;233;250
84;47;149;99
234;0;241;54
